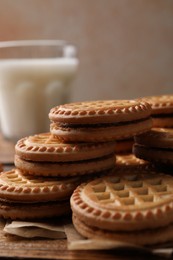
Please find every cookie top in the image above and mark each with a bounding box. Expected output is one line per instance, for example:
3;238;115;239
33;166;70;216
141;95;173;115
15;132;116;162
116;154;150;169
0;168;80;202
134;128;173;148
71;169;173;231
49;100;151;124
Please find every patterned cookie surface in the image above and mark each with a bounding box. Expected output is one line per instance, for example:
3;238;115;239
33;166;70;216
49;100;151;124
141;95;173;114
141;95;173;127
71;170;173;231
0;168;80;202
15;133;116;162
116;154;151;170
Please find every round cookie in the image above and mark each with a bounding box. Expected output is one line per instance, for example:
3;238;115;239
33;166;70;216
14;154;116;177
0;168;80;219
15;133;116;162
0;199;70;220
133;128;173;165
72;214;173;246
141;95;173;127
0;168;81;202
71;170;173;245
49;100;152;142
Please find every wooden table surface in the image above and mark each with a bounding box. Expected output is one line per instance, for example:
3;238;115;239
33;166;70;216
0;136;165;259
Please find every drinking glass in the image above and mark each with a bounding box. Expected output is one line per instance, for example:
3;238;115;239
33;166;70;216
0;40;78;142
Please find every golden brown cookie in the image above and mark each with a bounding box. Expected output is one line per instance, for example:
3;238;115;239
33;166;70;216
0;168;82;219
14;154;116;177
72;214;173;246
116;154;151;170
49;100;152;142
141;95;173;127
133;128;173;165
0;168;81;202
71;169;173;245
0;199;70;220
15;133;116;162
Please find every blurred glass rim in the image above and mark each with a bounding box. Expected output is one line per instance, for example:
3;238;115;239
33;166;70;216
0;40;78;58
0;40;67;47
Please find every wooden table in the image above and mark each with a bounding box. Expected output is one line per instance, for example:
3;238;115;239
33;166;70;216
0;136;164;259
0;220;161;260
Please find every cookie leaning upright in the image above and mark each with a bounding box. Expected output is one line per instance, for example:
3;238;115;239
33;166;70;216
49;100;152;142
141;94;173;127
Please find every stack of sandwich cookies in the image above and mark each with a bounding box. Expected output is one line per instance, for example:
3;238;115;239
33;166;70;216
49;100;152;142
49;99;153;182
0;168;80;219
0;98;153;222
71;169;173;245
14;133;116;177
0;131;116;219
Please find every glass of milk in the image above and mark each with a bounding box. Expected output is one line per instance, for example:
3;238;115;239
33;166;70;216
0;40;79;142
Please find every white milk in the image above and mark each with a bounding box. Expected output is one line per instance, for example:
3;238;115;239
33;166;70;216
0;58;78;141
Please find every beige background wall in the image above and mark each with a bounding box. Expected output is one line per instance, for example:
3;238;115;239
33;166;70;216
0;0;172;102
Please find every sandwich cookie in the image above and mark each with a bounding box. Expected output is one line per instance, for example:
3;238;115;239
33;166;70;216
0;168;81;219
15;133;116;176
49;100;152;142
71;169;173;245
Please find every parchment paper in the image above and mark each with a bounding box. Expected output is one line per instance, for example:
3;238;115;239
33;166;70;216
4;220;66;239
